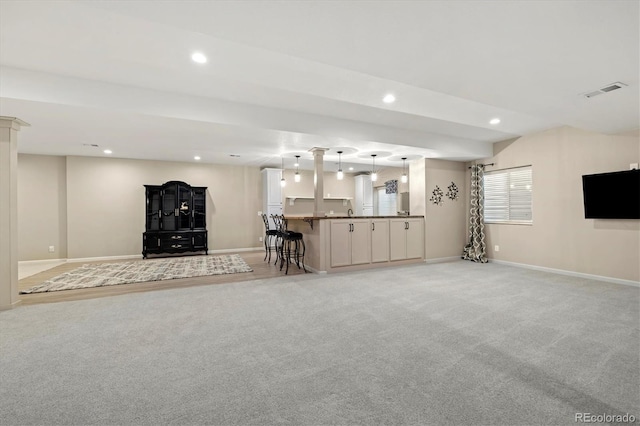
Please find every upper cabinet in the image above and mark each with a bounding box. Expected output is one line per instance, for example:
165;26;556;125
262;169;282;205
262;168;283;206
354;175;374;215
262;168;283;229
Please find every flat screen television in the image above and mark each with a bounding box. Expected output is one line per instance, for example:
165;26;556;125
582;169;640;219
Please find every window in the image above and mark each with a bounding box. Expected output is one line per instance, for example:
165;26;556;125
483;166;532;224
376;187;397;216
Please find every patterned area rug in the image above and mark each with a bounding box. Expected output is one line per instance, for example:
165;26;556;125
20;254;253;294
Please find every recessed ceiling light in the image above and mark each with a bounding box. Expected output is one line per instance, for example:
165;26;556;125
191;52;207;64
103;149;112;154
489;118;501;125
383;94;396;104
348;167;354;171
194;156;201;161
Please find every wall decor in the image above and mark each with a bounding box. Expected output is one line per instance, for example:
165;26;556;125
430;185;444;206
385;179;398;194
446;182;459;200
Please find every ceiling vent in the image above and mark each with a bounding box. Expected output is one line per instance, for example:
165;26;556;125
583;82;628;98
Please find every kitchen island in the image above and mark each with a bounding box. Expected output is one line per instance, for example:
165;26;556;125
285;215;425;273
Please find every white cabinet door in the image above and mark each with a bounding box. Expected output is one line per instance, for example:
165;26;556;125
389;218;424;261
354;175;373;215
371;219;389;263
350;219;372;265
330;219;371;267
389;219;408;261
262;168;283;206
405;218;424;259
330;220;352;267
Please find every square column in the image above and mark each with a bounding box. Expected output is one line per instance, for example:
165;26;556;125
309;147;329;216
0;117;29;310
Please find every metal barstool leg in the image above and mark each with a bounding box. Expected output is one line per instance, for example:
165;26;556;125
300;239;307;273
263;234;268;261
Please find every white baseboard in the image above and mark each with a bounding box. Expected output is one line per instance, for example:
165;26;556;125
425;256;461;264
490;259;640;287
302;264;325;274
18;258;67;266
208;247;263;254
67;254;142;263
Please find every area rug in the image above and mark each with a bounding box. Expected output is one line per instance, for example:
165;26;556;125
20;254;253;294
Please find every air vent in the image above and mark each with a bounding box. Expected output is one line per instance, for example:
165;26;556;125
583;82;628;98
82;143;99;147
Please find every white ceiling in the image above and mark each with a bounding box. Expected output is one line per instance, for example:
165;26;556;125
1;0;638;172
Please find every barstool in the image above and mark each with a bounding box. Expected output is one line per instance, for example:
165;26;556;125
270;214;286;266
276;215;306;275
261;213;278;262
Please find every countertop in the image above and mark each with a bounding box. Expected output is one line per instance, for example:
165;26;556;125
285;215;424;220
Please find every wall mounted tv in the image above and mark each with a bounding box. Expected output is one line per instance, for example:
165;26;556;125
582;169;640;219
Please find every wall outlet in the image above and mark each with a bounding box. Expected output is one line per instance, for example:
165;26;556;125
258;237;263;242
494;245;500;252
257;211;262;216
631;163;638;170
48;245;55;253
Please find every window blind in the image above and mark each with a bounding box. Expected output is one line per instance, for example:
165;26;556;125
484;166;532;223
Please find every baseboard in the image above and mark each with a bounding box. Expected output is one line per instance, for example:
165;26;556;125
302;264;324;274
0;299;22;311
208;247;263;254
18;258;67;266
490;259;640;287
425;256;460;264
67;254;142;263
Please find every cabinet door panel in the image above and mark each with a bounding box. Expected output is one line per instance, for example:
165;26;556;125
330;221;352;267
146;187;161;231
405;219;424;259
267;169;283;205
192;232;207;250
350;219;371;265
192;188;207;229
161;186;177;231
371;219;389;263
389;219;407;261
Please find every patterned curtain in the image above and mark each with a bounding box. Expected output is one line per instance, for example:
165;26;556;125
462;164;488;263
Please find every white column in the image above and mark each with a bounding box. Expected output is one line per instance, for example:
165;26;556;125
0;117;29;310
309;147;329;216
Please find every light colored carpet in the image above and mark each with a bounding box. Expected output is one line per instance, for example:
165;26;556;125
1;260;638;425
20;254;252;294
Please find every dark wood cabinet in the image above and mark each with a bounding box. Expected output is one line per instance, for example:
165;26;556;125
143;181;208;258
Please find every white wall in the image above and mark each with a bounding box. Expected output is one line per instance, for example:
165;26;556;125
17;154;67;260
478;126;640;282
18;155;264;260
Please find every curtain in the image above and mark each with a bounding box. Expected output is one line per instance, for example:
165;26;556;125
462;164;488;263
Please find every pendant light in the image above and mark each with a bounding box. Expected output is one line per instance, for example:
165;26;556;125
280;157;286;187
370;154;378;182
336;151;344;180
294;155;301;183
401;157;408;183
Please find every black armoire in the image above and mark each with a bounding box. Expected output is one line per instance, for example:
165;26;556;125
142;181;208;258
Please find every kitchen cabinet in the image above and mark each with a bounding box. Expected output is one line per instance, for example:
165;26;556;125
370;218;390;263
389;218;424;261
142;181;208;258
262;168;283;229
330;219;371;267
354;175;374;216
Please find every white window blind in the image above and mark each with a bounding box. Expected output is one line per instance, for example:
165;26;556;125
376;187;397;216
483;166;532;223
